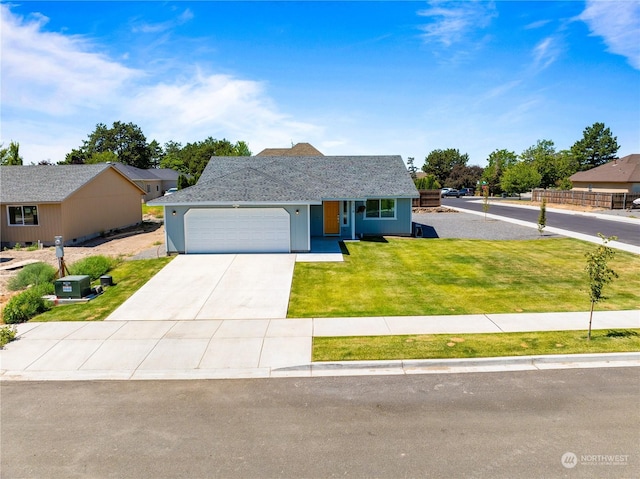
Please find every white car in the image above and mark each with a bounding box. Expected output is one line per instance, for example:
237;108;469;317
164;188;178;196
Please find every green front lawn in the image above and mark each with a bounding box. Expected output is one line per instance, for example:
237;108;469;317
288;238;640;317
313;329;640;361
32;257;172;322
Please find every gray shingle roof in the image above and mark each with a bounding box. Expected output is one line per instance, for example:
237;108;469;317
150;155;418;205
0;164;140;203
112;163;181;181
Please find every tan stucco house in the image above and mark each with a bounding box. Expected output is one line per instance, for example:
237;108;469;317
570;154;640;193
1;164;145;247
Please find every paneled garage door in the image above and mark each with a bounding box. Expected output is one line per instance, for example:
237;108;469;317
184;208;291;253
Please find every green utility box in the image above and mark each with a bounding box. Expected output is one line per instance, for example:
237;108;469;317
55;275;91;299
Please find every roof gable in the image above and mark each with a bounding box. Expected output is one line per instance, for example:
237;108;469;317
570;154;640;183
0;164;145;203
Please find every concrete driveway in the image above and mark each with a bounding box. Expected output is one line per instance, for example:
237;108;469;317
107;254;296;321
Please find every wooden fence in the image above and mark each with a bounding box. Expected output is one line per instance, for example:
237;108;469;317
412;190;441;208
532;189;640;209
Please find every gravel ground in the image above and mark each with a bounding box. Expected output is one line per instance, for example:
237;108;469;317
411;210;555;241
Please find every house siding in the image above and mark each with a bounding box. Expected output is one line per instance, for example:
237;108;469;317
60;168;143;244
0;203;62;247
572;182;638;193
354;198;413;236
164;204;310;254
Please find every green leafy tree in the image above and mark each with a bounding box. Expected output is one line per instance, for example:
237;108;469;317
64;122;153;168
500;161;542;195
571;122;620;171
414;174;440;190
521;140;558;189
481;149;517;195
148;140;164;168
159;141;188;173
177;137;253;177
445;164;483;190
0;141;23;165
585;234;618;340
553;150;580;189
422;148;469;186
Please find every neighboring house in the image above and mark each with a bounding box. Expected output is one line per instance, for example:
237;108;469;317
570;154;640;193
256;142;324;157
150;155;419;254
111;163;181;201
1;164;145;247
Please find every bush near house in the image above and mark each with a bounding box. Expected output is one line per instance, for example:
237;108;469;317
7;262;57;291
3;285;53;324
68;255;119;280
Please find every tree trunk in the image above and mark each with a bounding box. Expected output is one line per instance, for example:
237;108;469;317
588;301;595;341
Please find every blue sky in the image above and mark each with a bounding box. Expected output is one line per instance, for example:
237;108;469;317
2;1;639;167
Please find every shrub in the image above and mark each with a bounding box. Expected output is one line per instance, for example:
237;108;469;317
68;255;118;280
0;325;17;348
8;262;57;291
2;285;53;324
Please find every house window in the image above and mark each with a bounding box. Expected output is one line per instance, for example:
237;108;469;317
156;185;159;191
147;185;151;193
342;201;349;226
365;199;396;219
8;206;39;226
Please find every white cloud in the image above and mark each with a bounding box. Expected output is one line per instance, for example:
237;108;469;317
578;0;640;70
132;8;194;34
0;5;141;115
417;0;497;46
532;36;562;71
128;71;321;149
0;4;321;163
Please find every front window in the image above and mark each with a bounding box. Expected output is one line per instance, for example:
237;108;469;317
8;206;39;226
365;199;396;219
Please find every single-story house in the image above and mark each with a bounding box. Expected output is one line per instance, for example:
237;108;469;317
111;163;181;201
570;154;640;193
149;155;419;254
1;164;145;247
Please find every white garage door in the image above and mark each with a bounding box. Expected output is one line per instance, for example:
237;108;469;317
185;208;291;253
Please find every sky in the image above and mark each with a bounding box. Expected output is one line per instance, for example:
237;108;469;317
1;1;639;168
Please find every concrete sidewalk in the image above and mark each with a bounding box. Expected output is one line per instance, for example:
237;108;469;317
1;310;638;381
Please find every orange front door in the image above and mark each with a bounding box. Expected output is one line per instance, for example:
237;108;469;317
323;201;340;235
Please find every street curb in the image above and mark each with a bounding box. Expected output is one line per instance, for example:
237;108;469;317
308;352;640;375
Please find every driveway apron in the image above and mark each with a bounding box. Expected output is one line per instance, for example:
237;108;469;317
107;254;296;321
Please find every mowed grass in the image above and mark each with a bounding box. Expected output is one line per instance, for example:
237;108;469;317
288;237;640;317
313;329;640;361
32;257;172;322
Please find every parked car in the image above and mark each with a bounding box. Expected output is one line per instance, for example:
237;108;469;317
164;187;178;196
459;188;474;196
442;189;460;198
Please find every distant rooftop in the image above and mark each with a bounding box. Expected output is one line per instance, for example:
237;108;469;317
256;142;324;157
570;154;640;183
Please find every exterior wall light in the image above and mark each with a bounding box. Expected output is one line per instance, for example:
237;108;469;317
172;210;177;216
295;209;300;215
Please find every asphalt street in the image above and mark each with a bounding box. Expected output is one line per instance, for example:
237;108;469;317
2;368;638;478
442;198;640;247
